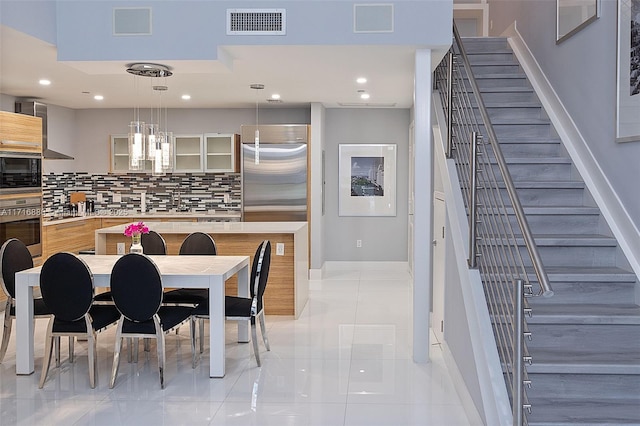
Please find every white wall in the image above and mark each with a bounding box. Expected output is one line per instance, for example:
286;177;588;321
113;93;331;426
323;108;410;262
488;0;640;233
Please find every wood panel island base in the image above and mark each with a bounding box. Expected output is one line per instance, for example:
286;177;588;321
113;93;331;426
96;221;308;318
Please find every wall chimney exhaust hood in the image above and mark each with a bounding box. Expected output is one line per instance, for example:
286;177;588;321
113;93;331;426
15;100;74;160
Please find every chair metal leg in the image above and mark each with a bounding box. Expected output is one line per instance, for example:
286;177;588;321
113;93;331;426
87;332;96;389
39;320;55;388
258;311;270;351
250;317;261;367
0;301;13;363
191;317;197;369
69;336;75;363
199;318;205;354
133;337;139;362
110;319;124;389
154;316;165;389
54;336;61;367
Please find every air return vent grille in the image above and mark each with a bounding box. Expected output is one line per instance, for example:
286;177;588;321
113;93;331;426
227;9;286;35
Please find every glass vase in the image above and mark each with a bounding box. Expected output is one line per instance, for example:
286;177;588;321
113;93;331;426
130;234;143;254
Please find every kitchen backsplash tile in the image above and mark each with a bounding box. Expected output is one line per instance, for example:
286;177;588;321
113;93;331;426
43;172;241;218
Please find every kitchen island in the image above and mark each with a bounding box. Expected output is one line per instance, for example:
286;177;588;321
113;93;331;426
95;221;308;318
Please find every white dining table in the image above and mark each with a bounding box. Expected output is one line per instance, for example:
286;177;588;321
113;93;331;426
15;254;250;378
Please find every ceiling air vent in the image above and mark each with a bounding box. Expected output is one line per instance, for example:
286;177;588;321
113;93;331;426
227;9;286;35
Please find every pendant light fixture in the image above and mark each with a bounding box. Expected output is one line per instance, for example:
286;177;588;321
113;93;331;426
250;84;264;165
126;63;173;173
128;74;146;171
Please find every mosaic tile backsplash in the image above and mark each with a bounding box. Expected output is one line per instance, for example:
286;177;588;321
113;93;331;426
42;172;241;219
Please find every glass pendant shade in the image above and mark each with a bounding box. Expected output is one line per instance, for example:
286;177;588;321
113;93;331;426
151;131;173;176
146;123;158;160
128;121;146;170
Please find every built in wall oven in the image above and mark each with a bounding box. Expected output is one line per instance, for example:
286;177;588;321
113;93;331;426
0;152;42;194
0;196;42;257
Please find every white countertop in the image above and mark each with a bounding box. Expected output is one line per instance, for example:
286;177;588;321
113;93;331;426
43;211;241;226
96;221;307;234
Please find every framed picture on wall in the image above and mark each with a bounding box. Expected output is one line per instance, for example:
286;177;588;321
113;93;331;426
338;144;397;216
616;0;640;142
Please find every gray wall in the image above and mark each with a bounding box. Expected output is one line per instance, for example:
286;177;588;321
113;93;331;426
489;0;640;232
324;108;410;261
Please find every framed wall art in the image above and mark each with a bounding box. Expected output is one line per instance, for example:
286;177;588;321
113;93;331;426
556;0;599;44
616;0;640;142
338;143;396;216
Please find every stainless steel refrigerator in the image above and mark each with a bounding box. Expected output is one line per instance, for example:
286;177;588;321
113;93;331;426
241;125;308;222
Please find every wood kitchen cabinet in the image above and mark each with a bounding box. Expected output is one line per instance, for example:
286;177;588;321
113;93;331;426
41;218;101;259
0;111;42;154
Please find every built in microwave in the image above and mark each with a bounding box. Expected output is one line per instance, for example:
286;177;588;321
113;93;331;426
0;152;42;194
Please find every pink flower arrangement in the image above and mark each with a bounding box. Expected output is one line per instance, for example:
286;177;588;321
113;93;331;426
123;221;149;237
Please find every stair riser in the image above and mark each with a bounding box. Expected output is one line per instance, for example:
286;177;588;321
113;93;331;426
468;64;522;75
461;40;510;52
466;78;531;90
527;281;637;305
481;106;543;120
498;142;562;157
503;188;585;206
487;123;554;139
493;162;572;181
517;245;617;268
527;373;640;401
527;324;640;354
467;53;516;63
479;91;539;103
508;214;600;234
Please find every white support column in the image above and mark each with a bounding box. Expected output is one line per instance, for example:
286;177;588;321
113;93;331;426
413;49;433;363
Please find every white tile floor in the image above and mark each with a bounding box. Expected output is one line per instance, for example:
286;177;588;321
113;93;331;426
0;266;472;425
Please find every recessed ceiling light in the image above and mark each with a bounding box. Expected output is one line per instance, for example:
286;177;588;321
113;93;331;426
271;93;281;100
356;77;367;84
360;93;370;100
93;95;104;101
39;79;51;86
181;94;191;100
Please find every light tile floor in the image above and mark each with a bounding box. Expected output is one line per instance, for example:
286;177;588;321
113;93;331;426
0;267;472;425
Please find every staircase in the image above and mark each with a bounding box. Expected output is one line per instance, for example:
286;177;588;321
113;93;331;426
461;37;640;425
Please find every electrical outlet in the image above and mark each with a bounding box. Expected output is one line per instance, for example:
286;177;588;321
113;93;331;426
96;192;103;202
116;243;125;255
356;239;362;248
113;193;121;203
276;243;285;256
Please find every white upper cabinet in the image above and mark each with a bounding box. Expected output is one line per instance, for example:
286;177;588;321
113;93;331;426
110;134;152;173
111;133;239;173
204;133;239;172
173;134;204;172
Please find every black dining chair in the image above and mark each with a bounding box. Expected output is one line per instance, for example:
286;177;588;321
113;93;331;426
0;238;53;364
94;230;167;306
193;240;272;367
141;230;167;255
38;252;120;389
109;253;196;389
162;232;216;306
